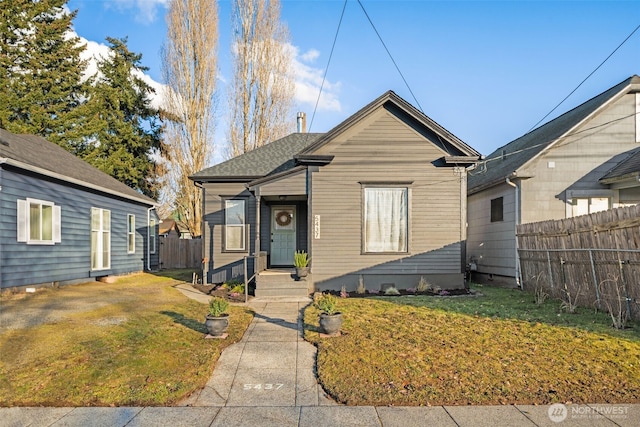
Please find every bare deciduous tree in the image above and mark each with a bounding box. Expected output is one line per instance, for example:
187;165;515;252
228;0;295;158
161;0;219;237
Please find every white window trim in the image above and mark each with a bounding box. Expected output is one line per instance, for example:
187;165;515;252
362;186;410;254
91;207;111;271
127;214;135;254
149;218;156;254
224;199;247;252
17;198;61;245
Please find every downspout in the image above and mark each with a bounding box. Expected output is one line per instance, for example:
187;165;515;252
506;174;522;288
147;206;154;271
0;159;4;289
194;181;206;284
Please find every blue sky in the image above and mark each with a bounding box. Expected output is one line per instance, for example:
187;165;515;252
68;0;640;161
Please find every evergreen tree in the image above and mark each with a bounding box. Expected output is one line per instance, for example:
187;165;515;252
0;0;89;149
82;37;163;198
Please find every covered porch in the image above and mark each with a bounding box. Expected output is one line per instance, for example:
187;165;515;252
248;166;314;297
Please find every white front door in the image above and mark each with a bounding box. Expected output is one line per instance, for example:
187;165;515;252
271;206;296;266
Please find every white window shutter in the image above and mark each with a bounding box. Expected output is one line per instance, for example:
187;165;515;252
53;205;61;243
17;199;27;242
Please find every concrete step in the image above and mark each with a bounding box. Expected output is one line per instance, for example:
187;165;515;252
255;269;313;298
254;286;310;298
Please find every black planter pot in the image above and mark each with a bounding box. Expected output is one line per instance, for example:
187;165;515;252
205;314;229;336
319;312;342;335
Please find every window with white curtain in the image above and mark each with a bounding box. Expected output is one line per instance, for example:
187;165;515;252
363;187;408;253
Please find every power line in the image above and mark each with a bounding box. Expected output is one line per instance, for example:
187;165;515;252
309;0;348;132
528;23;640;132
356;0;424;113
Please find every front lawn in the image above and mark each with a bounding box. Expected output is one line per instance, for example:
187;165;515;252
304;286;640;406
0;271;253;406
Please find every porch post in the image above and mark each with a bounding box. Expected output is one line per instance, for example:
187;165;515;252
255;194;261;256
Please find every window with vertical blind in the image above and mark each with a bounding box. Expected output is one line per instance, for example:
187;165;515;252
224;199;246;251
16;199;61;245
363;187;408;253
91;208;111;270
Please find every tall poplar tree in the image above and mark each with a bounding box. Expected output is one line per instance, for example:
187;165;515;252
161;0;219;237
0;0;88;149
228;0;294;158
83;37;163;198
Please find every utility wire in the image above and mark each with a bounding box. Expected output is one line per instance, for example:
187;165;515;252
356;0;424;113
309;0;348;132
528;23;640;132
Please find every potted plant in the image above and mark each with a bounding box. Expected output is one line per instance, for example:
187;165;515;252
314;293;342;335
205;296;229;337
294;250;310;279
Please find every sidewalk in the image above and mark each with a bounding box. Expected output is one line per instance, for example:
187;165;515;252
2;295;640;426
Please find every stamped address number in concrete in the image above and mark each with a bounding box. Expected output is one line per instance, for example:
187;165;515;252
243;383;284;390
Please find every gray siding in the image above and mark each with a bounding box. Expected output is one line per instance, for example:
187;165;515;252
309;107;465;289
467;92;639;280
256;170;307;196
0;167;157;289
466;182;517;277
203;183;256;284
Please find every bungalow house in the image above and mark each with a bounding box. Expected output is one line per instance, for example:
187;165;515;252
190;91;480;296
159;219;192;239
467;75;640;285
0;128;159;290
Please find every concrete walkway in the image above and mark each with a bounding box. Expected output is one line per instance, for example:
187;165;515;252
3;293;640;426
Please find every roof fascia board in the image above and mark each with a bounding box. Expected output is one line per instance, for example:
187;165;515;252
515;81;635;175
293;154;334;165
1;158;156;206
190;175;259;184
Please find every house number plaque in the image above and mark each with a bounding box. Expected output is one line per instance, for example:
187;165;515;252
314;215;321;239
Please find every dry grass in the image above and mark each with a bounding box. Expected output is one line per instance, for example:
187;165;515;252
0;271;253;406
304;288;640;406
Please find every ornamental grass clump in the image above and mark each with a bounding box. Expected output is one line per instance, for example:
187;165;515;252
294;250;310;268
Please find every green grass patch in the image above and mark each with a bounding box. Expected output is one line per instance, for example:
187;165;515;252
0;272;253;406
304;287;640;406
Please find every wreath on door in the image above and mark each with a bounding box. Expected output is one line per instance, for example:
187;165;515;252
275;210;292;227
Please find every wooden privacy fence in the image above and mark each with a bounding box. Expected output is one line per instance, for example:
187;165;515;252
517;204;640;321
159;236;202;269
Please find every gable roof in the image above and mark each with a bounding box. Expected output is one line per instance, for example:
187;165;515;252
300;90;480;158
600;147;640;183
0;128;156;206
191;91;479;183
190;133;323;181
468;75;640;194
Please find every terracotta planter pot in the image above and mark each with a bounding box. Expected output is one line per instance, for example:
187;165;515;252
319;312;342;335
205;313;229;336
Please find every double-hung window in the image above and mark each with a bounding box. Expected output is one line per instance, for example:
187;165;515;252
91;208;111;270
127;214;135;254
224;199;246;252
363;187;408;253
17;198;61;244
149;218;156;254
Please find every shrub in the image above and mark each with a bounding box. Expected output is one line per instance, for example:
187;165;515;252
314;293;338;315
208;297;229;317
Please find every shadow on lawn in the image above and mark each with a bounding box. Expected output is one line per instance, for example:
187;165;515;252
161;310;207;334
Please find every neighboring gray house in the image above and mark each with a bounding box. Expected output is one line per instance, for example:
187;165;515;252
467;75;640;285
191;91;480;296
0;129;159;290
